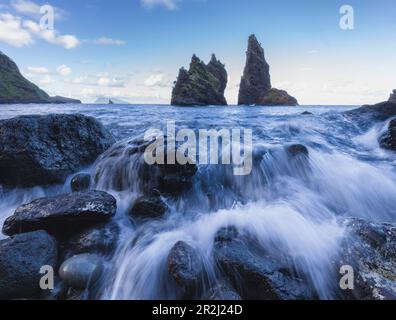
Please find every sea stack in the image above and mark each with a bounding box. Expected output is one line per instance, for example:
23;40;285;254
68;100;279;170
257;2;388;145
238;35;298;106
171;54;228;106
389;90;396;103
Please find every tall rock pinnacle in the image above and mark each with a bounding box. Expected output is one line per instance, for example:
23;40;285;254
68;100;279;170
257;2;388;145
171;54;228;106
238;35;298;106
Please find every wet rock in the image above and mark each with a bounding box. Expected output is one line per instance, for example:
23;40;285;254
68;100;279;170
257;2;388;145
2;191;117;237
59;254;103;289
345;101;396;123
71;173;91;192
286;144;309;157
214;227;312;300
93;138;198;197
0;231;58;299
238;35;298;106
0;114;115;188
379;118;396;151
301;111;313;115
171;54;228;106
63;222;120;258
337;218;396;300
167;241;203;294
208;283;242;300
128;196;168;220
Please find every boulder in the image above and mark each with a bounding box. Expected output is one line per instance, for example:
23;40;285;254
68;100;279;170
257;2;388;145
128;196;168;220
167;241;203;295
301;111;313;115
62;222;120;259
0;114;115;187
0;231;58;299
59;254;103;289
2;190;117;237
379;118;396;151
238;35;298;106
93;138;197;197
171;54;228;106
71;173;92;192
337;218;396;300
286;144;309;157
214;227;312;300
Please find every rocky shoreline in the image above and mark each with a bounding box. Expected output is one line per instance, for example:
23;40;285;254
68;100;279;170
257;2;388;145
0;102;395;299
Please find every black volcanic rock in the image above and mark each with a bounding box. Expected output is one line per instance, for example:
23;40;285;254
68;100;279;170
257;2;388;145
379;118;396;151
345;101;396;122
2;190;117;237
171;54;227;106
0;51;80;104
0;114;115;187
0;231;58;299
238;35;298;106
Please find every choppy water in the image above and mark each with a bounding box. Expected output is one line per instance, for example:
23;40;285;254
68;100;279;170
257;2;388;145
1;104;396;300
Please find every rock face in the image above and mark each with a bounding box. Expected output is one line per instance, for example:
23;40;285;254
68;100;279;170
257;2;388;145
0;51;81;104
379;119;396;151
171;54;228;106
0;231;58;299
2;191;117;237
238;35;298;106
128;196;168;220
213;227;312;300
389;90;396;103
345;101;396;123
167;241;203;295
337;218;396;300
0;114;115;187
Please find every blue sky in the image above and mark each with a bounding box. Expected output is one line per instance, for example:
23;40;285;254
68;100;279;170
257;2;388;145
0;0;395;104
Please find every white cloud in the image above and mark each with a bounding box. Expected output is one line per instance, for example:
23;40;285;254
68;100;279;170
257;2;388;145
97;77;126;87
57;64;72;76
0;13;33;47
27;66;48;74
141;0;180;10
144;73;170;87
39;74;53;84
11;0;66;19
0;11;79;49
93;37;126;45
23;19;80;49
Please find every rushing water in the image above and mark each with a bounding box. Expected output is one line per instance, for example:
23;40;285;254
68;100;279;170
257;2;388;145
1;104;396;300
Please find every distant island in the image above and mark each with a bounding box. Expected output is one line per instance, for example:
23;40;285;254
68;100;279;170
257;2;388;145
171;35;298;107
0;51;81;105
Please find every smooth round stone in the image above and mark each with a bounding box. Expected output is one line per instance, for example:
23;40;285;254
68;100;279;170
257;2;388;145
59;254;103;289
71;173;91;192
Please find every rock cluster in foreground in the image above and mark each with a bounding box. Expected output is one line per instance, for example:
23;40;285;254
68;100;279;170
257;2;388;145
0;51;81;104
0;114;115;187
171;54;228;106
238;35;298;106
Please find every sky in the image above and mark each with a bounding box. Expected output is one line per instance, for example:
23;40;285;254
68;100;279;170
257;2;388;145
0;0;395;105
